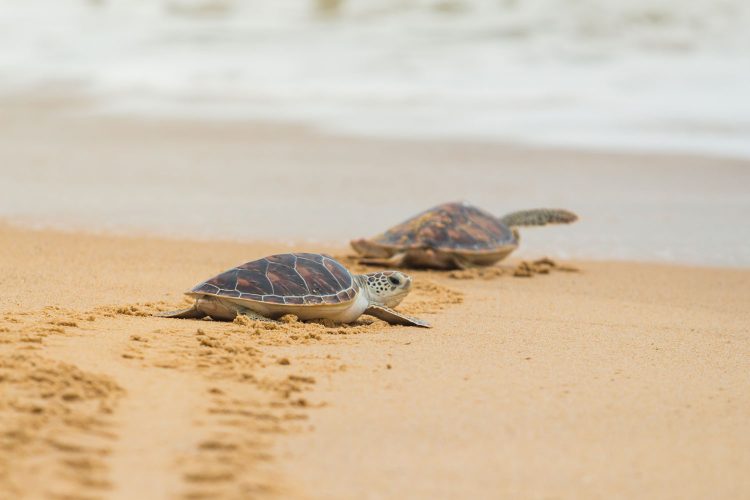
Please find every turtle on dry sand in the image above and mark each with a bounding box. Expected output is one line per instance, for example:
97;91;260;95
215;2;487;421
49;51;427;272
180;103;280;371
351;201;578;270
157;253;430;327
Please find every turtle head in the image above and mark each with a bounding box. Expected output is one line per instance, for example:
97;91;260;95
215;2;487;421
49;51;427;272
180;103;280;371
361;271;412;308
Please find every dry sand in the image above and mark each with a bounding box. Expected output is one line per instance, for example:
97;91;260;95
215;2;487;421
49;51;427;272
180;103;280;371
1;222;749;499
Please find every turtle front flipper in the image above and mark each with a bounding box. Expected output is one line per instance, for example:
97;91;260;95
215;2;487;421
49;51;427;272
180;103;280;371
364;305;431;328
500;209;578;227
156;303;207;319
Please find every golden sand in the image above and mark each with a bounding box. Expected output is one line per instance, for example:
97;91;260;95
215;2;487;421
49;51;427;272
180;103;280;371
1;222;749;499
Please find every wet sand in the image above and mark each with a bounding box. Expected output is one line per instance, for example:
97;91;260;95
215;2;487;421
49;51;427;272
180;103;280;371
1;222;749;499
1;93;749;266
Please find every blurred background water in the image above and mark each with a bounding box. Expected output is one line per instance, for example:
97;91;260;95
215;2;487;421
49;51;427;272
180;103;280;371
1;0;749;157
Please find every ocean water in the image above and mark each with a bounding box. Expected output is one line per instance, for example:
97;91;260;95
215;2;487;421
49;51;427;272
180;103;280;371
1;0;750;158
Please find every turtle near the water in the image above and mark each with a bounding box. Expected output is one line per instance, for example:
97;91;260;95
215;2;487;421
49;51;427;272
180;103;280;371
157;253;429;327
351;202;578;270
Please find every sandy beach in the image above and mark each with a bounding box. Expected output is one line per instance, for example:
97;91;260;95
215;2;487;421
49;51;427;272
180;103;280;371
1;221;749;499
0;94;748;499
3;0;750;496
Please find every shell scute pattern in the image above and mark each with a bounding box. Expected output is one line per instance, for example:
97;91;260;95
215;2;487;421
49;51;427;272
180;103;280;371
194;282;221;295
192;253;356;306
263;295;285;304
266;262;308;296
374;202;515;251
323;258;351;288
239;292;263;301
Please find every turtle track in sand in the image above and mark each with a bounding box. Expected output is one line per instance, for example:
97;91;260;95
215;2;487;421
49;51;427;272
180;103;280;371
0;306;311;499
0;352;123;499
0;265;466;499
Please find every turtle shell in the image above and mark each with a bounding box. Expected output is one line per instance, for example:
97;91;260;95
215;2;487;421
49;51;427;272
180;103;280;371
371;202;516;252
191;253;358;306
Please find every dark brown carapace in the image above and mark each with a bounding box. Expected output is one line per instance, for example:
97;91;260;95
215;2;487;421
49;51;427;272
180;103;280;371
192;253;357;306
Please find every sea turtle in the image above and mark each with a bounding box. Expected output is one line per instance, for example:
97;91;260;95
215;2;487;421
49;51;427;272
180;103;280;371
157;253;429;327
350;202;578;270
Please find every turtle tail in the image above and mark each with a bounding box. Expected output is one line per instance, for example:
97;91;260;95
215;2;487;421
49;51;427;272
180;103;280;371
500;209;578;227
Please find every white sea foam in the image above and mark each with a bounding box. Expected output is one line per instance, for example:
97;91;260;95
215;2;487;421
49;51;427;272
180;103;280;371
1;0;750;157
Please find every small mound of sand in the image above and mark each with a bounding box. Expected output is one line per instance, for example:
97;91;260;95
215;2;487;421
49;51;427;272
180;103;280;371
449;266;507;280
231;314;383;342
449;258;580;279
102;301;180;317
279;314;299;324
512;258;580;278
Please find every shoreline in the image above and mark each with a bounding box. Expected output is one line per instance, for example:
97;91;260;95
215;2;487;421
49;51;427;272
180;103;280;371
1;222;748;499
1;92;749;267
1;217;747;274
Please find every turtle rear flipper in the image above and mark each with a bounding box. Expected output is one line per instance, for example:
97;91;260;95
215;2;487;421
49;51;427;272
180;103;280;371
359;252;407;267
351;238;391;258
500;209;578;227
156;297;237;321
365;305;431;328
156;304;207;319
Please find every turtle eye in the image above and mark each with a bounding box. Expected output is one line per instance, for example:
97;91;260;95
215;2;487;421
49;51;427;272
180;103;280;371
388;276;400;285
